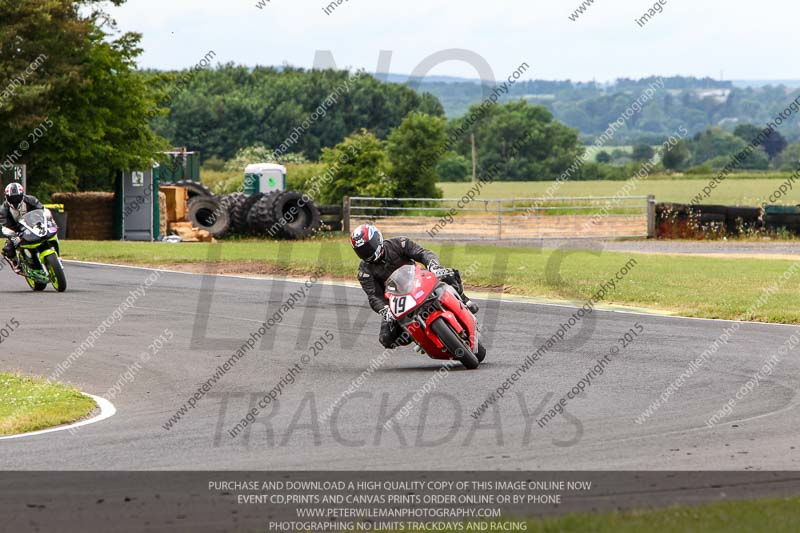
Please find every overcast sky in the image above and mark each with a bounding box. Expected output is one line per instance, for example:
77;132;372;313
107;0;796;82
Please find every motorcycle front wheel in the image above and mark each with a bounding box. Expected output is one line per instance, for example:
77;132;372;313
430;318;480;370
44;253;67;292
476;340;486;363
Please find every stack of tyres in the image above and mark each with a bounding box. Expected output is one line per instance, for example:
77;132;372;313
231;192;265;235
187;189;323;239
246;191;281;235
267;190;322;239
656;203;763;238
764;205;800;235
218;192;246;227
187;196;231;238
244;190;322;239
317;205;343;231
655;202;692;239
725;206;761;234
688;205;727;227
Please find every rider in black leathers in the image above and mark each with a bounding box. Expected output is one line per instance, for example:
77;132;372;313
351;223;478;349
1;183;43;274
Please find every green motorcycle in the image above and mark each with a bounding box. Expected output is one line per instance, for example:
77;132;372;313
10;208;67;292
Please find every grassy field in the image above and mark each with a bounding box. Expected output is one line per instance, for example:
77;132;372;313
439;177;800;206
379;495;800;533
0;373;96;436
62;240;800;324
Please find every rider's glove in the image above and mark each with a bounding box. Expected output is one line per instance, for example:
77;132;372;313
10;235;21;247
379;305;394;322
430;265;452;280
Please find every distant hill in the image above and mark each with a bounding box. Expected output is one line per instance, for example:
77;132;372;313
732;80;800;88
379;72;800;89
379;74;800;143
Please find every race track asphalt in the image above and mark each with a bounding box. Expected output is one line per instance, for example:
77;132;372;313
2;260;799;472
4;260;800;530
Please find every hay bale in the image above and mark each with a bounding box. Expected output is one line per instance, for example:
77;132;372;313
159;186;188;223
52;192;115;240
159;191;167;237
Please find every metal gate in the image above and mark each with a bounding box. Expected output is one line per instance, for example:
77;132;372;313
344;195;655;241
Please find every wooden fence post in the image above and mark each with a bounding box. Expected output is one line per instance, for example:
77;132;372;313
647;195;656;238
343;196;351;235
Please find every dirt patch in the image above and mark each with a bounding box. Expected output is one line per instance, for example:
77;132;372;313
364;214;647;240
109;260;342;281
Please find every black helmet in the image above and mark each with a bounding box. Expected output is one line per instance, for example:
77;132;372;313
4;183;24;209
350;224;384;262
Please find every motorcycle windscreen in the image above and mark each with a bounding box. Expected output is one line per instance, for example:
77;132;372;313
19;209;51;241
385;265;416;295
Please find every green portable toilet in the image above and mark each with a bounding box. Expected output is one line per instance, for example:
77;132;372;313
114;164;160;241
244;163;286;196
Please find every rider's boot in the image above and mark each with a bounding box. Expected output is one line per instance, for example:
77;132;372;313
464;298;479;314
457;290;479;314
3;256;21;274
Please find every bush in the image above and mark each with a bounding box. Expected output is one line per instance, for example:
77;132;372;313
318;130;392;205
706;149;769;170
632;144;655;161
436;152;471;182
201;169;240;194
577;162;631;181
202;156;226;172
595;150;611;164
285;163;327;196
684;164;713;175
224;145;309;173
387;112;446;198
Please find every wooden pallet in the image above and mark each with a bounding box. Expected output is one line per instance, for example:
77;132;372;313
160;186;189;223
167;221;215;242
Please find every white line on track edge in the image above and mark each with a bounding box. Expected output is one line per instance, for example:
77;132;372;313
0;394;116;441
64;259;798;329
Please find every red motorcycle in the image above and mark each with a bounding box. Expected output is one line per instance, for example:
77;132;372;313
385;264;486;369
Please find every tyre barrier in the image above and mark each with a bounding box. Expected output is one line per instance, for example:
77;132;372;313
218;192;246;222
214;190;323;239
656;203;763;239
657;202;800;238
262;190;322;239
184;188;327;240
317;205;343;232
724;206;761;233
231;192;264;235
246;191;281;236
187;196;231;238
764;214;800;233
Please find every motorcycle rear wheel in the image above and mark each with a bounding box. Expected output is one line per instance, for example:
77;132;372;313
26;275;47;291
44;254;67;292
430;318;480;370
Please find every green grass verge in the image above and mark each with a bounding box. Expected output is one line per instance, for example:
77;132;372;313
0;372;96;436
439;177;800;206
62;239;800;324
376;495;800;533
